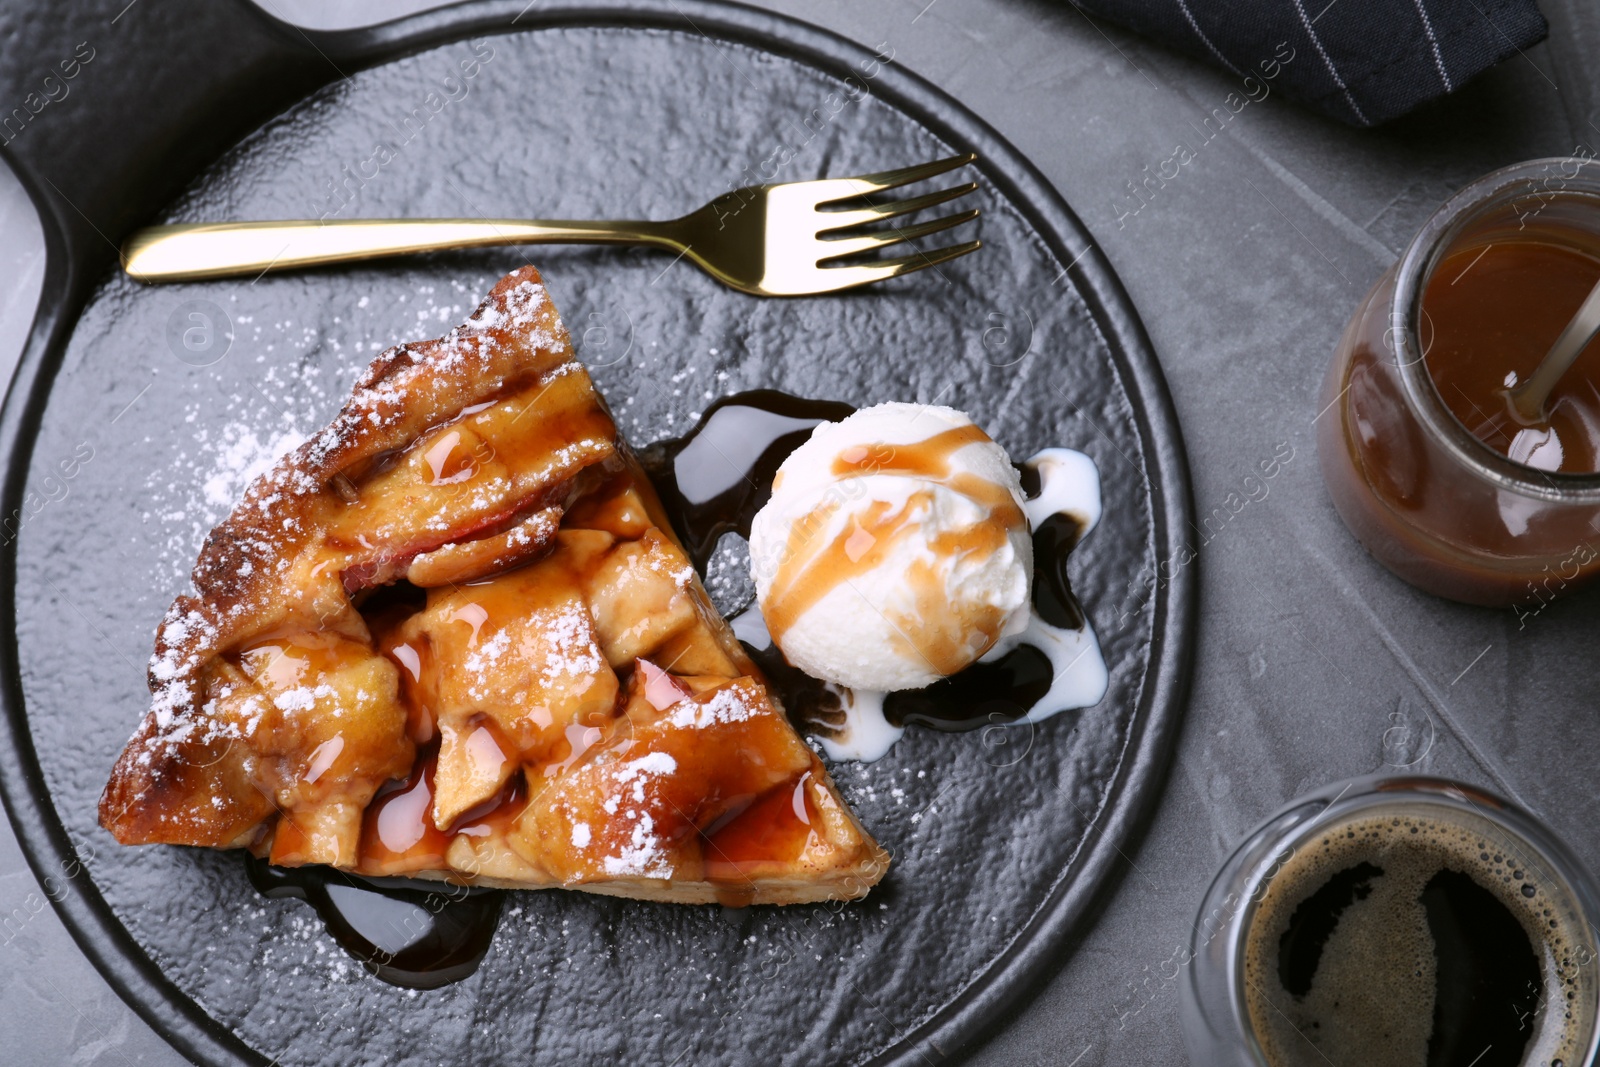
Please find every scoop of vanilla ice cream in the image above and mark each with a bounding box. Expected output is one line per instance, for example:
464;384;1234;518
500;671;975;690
748;403;1033;692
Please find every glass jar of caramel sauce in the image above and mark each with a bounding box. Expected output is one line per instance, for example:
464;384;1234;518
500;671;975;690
1319;157;1600;609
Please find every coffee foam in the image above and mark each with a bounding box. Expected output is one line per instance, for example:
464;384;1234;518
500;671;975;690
1243;805;1597;1067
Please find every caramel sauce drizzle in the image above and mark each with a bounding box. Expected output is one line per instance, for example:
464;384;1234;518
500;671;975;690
764;423;1027;673
828;424;987;478
763;496;918;644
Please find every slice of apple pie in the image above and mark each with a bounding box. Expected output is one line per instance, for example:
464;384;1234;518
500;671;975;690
101;266;888;905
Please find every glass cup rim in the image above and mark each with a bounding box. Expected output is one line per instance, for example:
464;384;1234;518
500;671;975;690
1211;774;1600;1067
1391;155;1600;503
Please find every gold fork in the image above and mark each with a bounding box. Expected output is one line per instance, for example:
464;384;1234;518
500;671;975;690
121;153;982;295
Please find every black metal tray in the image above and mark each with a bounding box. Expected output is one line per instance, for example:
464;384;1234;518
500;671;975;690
0;2;1195;1064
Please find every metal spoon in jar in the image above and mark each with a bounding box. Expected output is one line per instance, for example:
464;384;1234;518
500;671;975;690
1504;275;1600;424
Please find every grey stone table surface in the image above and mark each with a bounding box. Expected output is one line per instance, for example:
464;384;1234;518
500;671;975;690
1;1;1597;1064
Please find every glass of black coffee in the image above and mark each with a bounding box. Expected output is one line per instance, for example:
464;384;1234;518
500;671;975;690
1180;775;1600;1067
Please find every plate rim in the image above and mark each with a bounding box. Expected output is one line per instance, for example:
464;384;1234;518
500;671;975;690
0;3;1197;1065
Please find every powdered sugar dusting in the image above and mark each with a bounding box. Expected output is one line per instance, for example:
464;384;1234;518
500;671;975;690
615;751;677;790
148;415;309;587
461;630;512;702
273;684;338;715
203;424;308;509
596;751;680;877
667;685;761;729
140;274;505;587
535;604;605;684
601;812;673;878
143;604;223;755
458;602;605;705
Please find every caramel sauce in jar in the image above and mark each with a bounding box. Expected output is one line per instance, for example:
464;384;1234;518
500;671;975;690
1425;237;1600;472
1319;160;1600;607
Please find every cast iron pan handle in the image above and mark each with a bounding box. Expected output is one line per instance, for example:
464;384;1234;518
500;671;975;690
0;0;341;296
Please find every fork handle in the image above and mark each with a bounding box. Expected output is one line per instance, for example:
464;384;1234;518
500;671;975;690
121;219;687;282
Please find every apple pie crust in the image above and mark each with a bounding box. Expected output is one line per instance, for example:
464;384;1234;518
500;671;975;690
100;266;888;905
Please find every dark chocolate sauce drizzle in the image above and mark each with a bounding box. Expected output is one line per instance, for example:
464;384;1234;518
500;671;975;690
636;389;854;571
884;644;1055;731
645;391;1091;732
1017;460;1086;630
245;854;503;990
1031;513;1085;631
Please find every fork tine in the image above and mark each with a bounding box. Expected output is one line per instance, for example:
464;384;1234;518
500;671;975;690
818;239;982;291
817;182;979;231
833;152;977;197
817;208;980;261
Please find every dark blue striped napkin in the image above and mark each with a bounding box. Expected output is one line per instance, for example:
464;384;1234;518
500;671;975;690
1070;0;1549;126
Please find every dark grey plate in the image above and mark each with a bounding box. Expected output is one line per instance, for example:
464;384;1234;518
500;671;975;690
0;3;1194;1065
